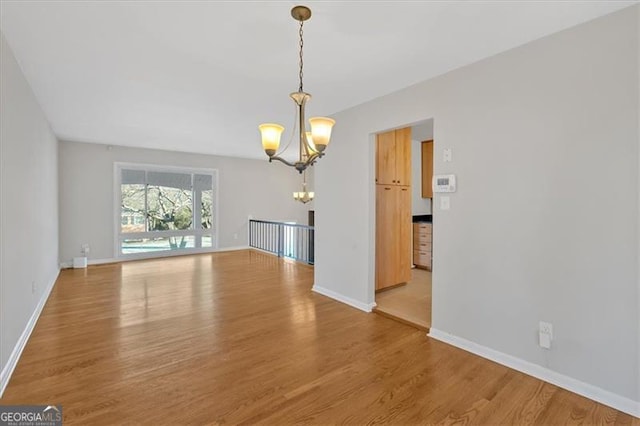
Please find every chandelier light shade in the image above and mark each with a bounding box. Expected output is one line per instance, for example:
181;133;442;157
309;117;335;152
258;123;284;156
259;5;335;174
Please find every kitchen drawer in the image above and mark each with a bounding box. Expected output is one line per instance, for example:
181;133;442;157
413;240;432;251
413;223;432;234
413;250;432;269
414;232;432;243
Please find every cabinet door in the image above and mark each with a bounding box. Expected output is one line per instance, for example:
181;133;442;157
395;127;412;187
375;131;396;185
376;185;398;290
421;140;434;198
397;186;412;283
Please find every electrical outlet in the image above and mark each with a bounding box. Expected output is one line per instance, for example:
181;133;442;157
539;321;553;337
81;243;90;255
539;321;553;349
31;281;36;294
233;233;238;240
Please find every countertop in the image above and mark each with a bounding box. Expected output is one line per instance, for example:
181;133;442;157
412;215;432;223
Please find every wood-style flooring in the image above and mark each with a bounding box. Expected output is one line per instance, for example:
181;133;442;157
1;250;637;424
375;268;432;330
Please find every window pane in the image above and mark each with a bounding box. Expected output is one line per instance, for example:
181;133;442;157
118;165;216;256
146;186;193;231
147;171;192;190
121;169;146;185
121;236;196;254
201;189;213;229
121;184;146;233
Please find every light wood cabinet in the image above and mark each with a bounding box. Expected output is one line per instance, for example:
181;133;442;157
375;127;412;291
376;185;412;290
395;127;412;186
397;187;412;282
421;140;434;198
375;130;396;186
376;186;398;290
413;223;432;270
375;127;411;186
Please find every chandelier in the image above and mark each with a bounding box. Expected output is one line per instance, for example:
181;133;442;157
293;170;314;204
258;5;335;174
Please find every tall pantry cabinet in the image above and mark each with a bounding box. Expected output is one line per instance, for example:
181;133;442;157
375;127;412;291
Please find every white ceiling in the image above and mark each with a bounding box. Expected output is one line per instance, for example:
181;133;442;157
1;1;636;159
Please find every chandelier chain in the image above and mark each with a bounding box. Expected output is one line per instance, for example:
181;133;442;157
298;20;304;92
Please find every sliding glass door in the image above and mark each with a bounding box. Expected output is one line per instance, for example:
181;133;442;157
115;163;217;258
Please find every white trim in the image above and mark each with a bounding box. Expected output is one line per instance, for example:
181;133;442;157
117;229;209;239
0;269;59;397
60;246;250;269
367;132;377;306
114;161;218;174
428;328;640;418
113;161;120;259
209;245;249;252
312;285;377;312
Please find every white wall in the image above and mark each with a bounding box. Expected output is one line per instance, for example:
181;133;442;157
0;33;59;385
315;5;639;405
58;141;311;263
637;3;640;405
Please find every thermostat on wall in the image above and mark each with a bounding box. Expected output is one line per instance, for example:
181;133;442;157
432;174;456;193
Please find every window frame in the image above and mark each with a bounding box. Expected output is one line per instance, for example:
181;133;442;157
113;162;219;260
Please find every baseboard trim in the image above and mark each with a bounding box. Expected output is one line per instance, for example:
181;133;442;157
312;285;376;313
60;246;251;269
428;328;640;418
212;245;250;252
0;269;59;397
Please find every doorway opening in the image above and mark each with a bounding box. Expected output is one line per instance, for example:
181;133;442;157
373;118;434;330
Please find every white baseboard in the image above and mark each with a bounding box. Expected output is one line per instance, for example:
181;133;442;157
0;269;59;397
312;285;376;313
428;328;640;418
60;258;116;268
59;245;251;269
214;245;250;252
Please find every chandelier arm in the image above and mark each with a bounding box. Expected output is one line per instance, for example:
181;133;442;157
273;101;299;158
269;155;298;168
298;98;312;161
271;152;321;174
299;103;305;161
305;152;321;165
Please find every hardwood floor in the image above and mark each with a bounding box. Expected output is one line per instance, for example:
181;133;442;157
1;250;637;425
374;268;432;330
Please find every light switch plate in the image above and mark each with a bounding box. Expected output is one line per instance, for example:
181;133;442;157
443;148;452;162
